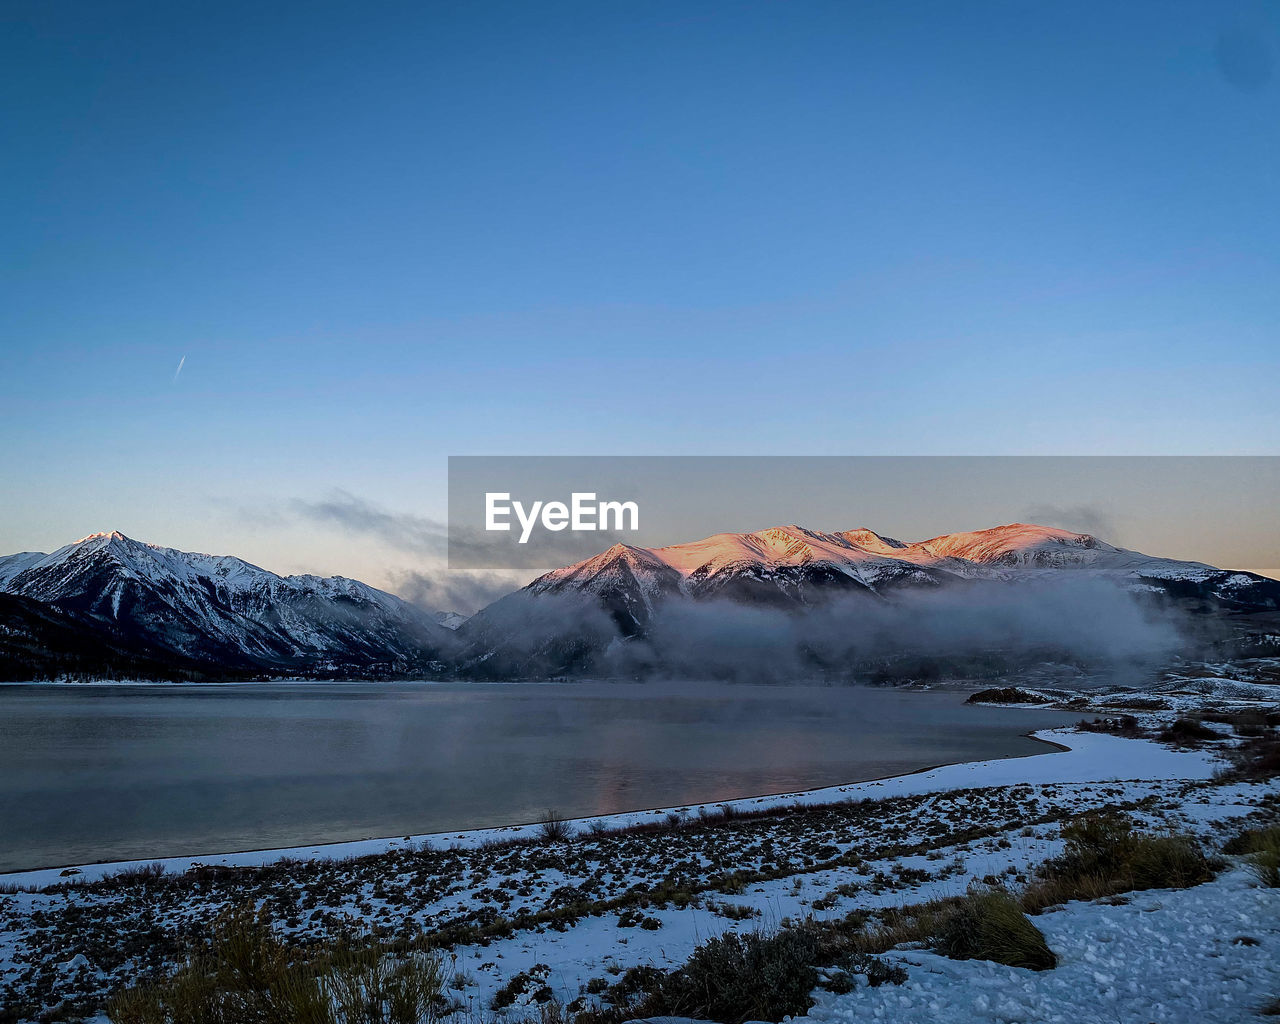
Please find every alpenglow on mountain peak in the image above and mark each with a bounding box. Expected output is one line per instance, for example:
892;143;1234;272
521;520;1276;628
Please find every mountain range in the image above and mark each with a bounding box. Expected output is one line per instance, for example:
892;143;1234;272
0;532;452;680
520;522;1280;630
1;524;1276;681
456;523;1280;677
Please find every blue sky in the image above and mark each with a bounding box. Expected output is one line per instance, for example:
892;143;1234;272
2;1;1277;594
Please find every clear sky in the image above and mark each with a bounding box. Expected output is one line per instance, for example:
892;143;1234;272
2;1;1277;604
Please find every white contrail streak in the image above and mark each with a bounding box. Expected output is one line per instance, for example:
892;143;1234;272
173;355;186;382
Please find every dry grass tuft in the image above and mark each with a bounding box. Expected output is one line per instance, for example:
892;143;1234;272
1021;812;1220;914
1225;824;1280;887
106;905;445;1024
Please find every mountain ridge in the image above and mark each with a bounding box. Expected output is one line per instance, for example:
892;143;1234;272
2;523;1277;682
0;531;454;679
524;521;1269;617
453;521;1280;677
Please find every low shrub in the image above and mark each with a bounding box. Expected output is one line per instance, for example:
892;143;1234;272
705;899;759;921
328;948;445;1023
1222;736;1280;781
1230;711;1271;738
819;952;908;994
491;964;552;1010
538;811;572;843
106;905;446;1024
659;929;822;1023
855;885;1054;971
1158;718;1222;745
577;929;822;1024
103;862;169;887
934;886;1056;970
1224;824;1280;887
838;951;907;987
1076;715;1141;736
1022;812;1219;912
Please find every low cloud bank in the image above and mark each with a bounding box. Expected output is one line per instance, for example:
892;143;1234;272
466;577;1196;684
620;579;1186;682
391;568;526;617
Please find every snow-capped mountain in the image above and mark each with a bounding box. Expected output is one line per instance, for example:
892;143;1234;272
0;532;454;678
522;522;1279;630
5;524;1276;682
522;525;953;635
452;522;1280;677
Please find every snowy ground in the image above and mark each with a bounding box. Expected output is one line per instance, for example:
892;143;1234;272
970;673;1280;715
803;868;1277;1024
1;708;1276;1022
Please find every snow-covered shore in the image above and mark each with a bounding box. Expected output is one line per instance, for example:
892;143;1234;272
5;706;1276;1023
409;728;1271;1020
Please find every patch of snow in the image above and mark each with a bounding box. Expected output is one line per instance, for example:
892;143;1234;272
803;868;1277;1024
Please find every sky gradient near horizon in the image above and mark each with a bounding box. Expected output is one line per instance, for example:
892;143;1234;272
2;1;1278;603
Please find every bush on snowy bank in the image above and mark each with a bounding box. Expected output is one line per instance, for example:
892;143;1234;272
1021;811;1220;914
571;928;831;1024
935;886;1058;970
1224;824;1280;887
655;928;825;1022
1157;717;1223;746
107;905;448;1024
1076;715;1142;736
852;884;1056;972
578;886;1052;1023
1220;735;1280;781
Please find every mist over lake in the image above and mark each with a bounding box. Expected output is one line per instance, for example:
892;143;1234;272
0;681;1079;872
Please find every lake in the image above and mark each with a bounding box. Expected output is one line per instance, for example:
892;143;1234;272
0;680;1079;872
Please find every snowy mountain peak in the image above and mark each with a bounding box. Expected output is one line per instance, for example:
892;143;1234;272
751;525;825;554
534;540;677;591
839;528;909;553
79;530;129;543
912;523;1115;567
26;531;276;596
69;531;142;557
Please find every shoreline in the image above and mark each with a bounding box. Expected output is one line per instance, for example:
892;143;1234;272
0;684;1076;878
0;715;1259;1022
0;725;1184;888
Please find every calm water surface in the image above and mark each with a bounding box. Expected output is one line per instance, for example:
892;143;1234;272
0;680;1078;871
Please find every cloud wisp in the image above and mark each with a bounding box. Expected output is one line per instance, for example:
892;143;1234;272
288;490;531;613
291;490;449;555
1019;503;1118;542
